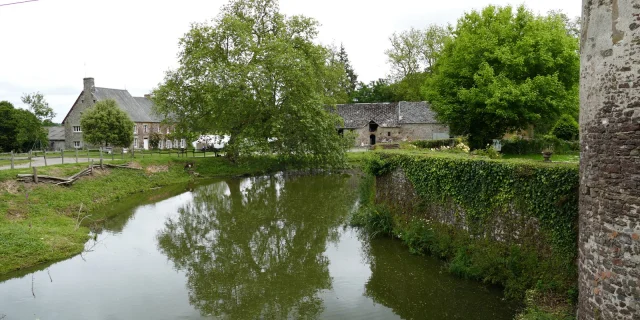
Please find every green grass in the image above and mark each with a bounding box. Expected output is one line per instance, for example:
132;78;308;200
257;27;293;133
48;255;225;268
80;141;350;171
0;159;31;167
503;153;580;163
0;156;288;275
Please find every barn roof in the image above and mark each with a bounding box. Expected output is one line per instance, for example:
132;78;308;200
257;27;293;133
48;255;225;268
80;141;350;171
94;88;162;123
47;126;65;141
336;101;440;129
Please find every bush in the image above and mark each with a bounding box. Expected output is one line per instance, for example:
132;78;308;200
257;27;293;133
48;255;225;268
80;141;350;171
551;115;579;141
501;136;579;155
412;138;462;149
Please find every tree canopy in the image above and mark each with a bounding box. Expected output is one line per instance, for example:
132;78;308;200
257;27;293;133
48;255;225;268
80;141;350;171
21;92;56;123
337;43;358;102
153;0;351;166
385;24;450;79
80;99;134;148
0;101;48;152
425;5;579;148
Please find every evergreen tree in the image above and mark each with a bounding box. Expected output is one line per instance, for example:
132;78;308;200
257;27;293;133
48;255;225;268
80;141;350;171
337;43;358;101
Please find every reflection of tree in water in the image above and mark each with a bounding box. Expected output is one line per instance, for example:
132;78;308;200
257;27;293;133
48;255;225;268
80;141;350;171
157;174;357;319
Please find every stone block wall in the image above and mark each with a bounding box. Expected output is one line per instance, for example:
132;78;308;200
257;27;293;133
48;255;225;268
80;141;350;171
350;124;450;147
580;1;640;319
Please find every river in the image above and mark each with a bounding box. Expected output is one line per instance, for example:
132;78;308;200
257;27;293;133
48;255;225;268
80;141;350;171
0;173;518;319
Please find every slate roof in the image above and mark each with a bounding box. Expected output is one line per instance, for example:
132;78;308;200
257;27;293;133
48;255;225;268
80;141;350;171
48;126;65;141
94;88;162;123
336;101;439;129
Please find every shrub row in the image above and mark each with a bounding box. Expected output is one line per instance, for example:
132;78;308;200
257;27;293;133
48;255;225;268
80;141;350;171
501;137;579;155
357;153;579;304
411;138;462;149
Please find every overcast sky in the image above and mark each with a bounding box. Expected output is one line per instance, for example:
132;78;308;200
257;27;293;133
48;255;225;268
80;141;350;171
0;0;581;122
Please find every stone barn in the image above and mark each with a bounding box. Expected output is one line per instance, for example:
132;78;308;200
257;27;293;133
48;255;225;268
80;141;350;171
336;101;449;146
47;126;65;151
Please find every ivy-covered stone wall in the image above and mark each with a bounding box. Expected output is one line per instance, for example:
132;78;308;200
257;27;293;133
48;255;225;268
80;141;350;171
364;153;580;302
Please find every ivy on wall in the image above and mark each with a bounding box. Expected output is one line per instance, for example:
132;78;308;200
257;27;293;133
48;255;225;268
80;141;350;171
360;152;579;303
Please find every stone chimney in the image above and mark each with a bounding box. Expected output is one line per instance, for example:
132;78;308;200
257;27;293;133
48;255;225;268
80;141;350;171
83;77;95;94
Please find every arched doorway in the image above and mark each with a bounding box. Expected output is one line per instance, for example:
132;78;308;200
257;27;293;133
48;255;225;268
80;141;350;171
370;134;376;145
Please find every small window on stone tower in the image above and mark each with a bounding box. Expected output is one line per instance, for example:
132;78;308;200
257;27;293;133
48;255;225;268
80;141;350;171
387;132;391;137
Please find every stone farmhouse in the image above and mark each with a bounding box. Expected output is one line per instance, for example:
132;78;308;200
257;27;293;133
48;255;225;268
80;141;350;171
336;101;449;146
61;78;184;150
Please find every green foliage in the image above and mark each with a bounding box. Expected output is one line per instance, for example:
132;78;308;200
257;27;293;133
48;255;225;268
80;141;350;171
153;0;349;167
425;5;580;149
471;145;502;159
551;115;579;141
412;138;461;149
337;43;358;101
501;136;579;155
80;99;135;148
0;100;47;152
149;132;162;149
360;153;579;301
352;78;397;103
385;24;451;78
21;92;56;122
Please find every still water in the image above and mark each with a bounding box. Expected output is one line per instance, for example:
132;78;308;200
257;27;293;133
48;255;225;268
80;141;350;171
0;174;518;319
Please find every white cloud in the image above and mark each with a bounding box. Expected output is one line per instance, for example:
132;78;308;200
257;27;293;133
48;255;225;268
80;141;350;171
0;0;581;122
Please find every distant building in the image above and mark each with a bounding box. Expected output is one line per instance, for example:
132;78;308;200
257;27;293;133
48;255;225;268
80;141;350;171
61;78;184;150
336;101;450;146
47;126;65;151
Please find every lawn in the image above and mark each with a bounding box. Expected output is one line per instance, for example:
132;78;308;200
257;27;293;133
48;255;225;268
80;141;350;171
502;153;580;163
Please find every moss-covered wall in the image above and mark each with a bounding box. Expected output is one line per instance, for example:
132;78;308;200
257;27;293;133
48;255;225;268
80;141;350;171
362;153;580;307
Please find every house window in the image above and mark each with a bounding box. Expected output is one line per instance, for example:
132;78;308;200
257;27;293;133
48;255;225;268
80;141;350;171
144;125;148;133
134;138;138;148
180;139;186;148
167;140;172;149
387;132;391;137
167;128;170;134
159;140;163;149
157;126;160;133
133;125;137;134
74;141;81;148
73;126;81;132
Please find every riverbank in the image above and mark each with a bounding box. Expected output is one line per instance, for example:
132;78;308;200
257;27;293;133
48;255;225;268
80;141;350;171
0;156;292;275
353;151;579;320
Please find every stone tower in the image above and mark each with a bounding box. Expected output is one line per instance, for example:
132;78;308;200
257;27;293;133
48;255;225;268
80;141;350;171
580;0;640;319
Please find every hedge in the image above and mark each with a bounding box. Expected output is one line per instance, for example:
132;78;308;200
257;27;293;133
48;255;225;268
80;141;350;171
358;152;579;303
412;138;462;149
500;137;579;155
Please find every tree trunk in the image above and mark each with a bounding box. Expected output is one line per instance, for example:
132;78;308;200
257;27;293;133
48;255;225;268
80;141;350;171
579;1;640;319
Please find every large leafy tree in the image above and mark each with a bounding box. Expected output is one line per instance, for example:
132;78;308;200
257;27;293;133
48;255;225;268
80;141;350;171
425;5;579;148
21;92;56;123
153;0;350;166
385;24;450;79
80;99;134;148
0;101;47;152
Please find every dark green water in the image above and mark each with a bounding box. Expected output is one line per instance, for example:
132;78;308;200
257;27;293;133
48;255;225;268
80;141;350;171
0;174;518;319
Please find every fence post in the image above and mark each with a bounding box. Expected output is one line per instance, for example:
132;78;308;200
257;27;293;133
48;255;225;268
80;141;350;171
111;149;114;161
87;149;90;162
121;148;124;160
33;167;38;184
43;150;47;166
10;150;14;170
61;149;64;164
29;150;32;168
90;160;93;175
99;148;103;169
75;149;78;163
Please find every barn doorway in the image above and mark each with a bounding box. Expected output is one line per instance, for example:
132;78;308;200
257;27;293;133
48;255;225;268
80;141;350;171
370;134;376;145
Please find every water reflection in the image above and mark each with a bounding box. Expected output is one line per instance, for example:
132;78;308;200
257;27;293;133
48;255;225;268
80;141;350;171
156;174;358;319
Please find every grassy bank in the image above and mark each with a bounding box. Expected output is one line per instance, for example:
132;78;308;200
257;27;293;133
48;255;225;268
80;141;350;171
0;156;287;275
353;151;579;320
